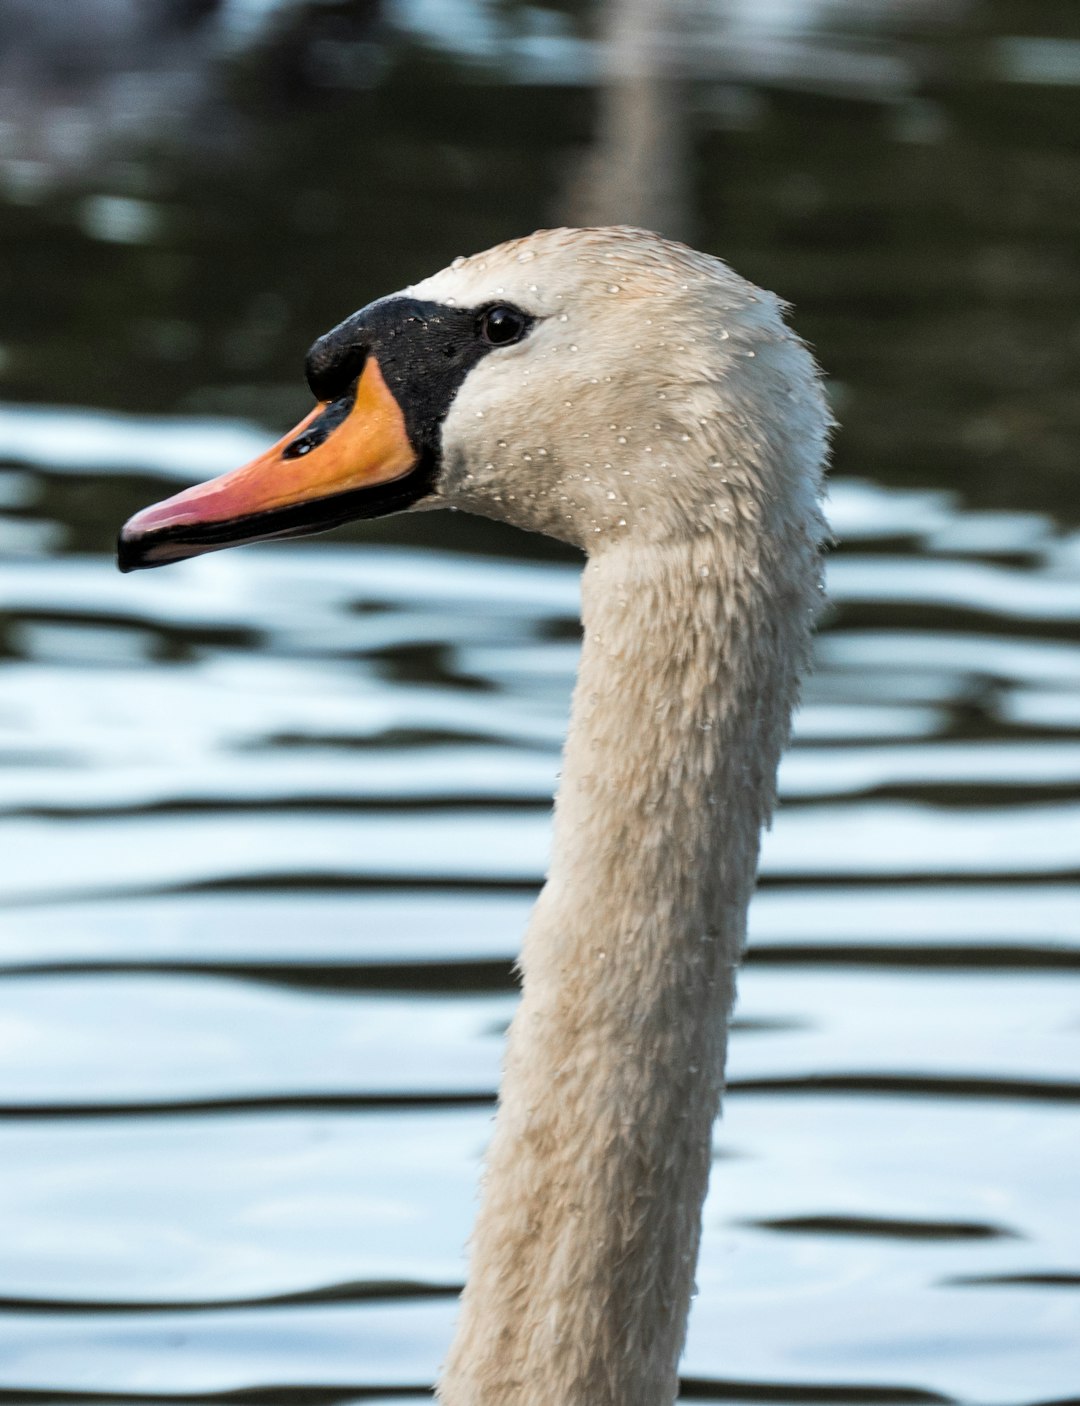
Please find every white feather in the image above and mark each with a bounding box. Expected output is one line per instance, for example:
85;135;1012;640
403;226;830;1405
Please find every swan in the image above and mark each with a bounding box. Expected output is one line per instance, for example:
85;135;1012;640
118;226;830;1406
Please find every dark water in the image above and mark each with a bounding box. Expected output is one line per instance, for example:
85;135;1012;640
1;2;1079;1402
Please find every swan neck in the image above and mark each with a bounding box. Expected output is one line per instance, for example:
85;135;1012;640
438;527;816;1406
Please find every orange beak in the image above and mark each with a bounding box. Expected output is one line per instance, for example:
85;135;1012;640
118;356;420;571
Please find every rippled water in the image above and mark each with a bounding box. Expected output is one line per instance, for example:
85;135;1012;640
0;398;1078;1402
3;0;1080;1399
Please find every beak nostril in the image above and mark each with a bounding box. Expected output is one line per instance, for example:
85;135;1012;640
283;430;321;460
282;388;357;461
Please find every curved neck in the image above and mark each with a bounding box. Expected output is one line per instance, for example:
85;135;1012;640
439;523;817;1406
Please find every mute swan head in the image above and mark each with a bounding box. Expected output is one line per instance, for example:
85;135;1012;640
117;227;831;1405
118;226;827;569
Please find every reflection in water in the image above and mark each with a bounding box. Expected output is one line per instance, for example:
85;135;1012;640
561;0;692;237
0;0;1077;521
1;0;1079;1401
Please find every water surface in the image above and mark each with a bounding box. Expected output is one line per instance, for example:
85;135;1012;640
0;2;1079;1401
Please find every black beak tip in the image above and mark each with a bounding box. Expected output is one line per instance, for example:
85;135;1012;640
117;521;224;572
116;530;142;573
116;528;165;573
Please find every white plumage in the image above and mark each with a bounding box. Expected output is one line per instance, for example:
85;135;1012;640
408;228;831;1405
119;224;832;1406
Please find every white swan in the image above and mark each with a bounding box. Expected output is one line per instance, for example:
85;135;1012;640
119;226;830;1406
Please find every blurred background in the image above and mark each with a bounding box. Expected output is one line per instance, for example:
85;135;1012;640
1;0;1079;1400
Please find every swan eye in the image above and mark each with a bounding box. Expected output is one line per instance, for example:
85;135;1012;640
479;304;529;347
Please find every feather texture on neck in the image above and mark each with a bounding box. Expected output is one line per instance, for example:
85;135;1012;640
440;447;825;1405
